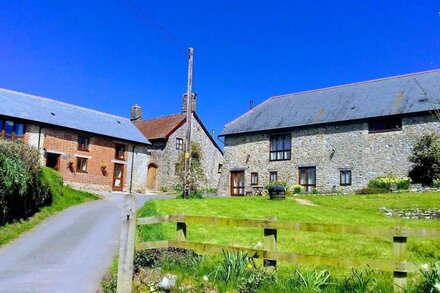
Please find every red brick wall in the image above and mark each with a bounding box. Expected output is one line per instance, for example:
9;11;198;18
43;127;128;191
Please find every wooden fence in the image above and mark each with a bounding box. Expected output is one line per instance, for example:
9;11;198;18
117;204;440;293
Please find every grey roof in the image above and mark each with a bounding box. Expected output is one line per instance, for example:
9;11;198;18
0;88;150;145
220;70;440;136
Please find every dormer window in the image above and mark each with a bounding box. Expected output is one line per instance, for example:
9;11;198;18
78;136;90;151
115;144;125;160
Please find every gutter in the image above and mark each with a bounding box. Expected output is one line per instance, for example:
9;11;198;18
129;145;136;194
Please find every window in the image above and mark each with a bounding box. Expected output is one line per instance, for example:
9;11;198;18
78;136;90;151
340;170;352;186
176;138;184;150
76;157;88;173
368;117;402;133
0;119;25;141
269;171;278;182
270;134;291;161
251;172;259;185
115;144;125;160
218;164;223;174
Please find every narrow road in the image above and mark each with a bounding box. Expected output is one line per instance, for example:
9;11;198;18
0;193;173;293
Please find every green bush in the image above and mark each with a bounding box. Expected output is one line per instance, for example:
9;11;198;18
264;180;288;191
409;133;440;186
160;185;169;192
367;173;411;191
290;268;333;292
0;141;51;225
292;184;303;194
434;178;440;189
355;188;390;195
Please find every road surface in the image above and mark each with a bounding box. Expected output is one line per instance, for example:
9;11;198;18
0;192;172;293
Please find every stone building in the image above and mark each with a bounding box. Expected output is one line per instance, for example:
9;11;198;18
0;88;150;192
135;94;224;191
218;70;440;195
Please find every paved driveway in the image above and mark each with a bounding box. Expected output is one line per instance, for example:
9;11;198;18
0;193;173;293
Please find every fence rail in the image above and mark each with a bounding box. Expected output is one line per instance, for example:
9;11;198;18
118;210;440;293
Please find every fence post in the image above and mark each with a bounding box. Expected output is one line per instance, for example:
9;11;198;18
263;228;277;267
116;194;136;293
176;214;187;241
393;227;408;293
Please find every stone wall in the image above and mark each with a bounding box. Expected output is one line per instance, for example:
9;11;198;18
218;114;440;195
150;114;224;190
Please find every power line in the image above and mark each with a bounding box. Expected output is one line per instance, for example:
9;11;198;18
117;0;187;53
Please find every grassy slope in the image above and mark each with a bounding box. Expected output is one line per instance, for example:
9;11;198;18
137;192;440;268
0;167;99;246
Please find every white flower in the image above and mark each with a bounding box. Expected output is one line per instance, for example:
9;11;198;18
434;283;440;292
420;263;430;271
253;240;263;248
203;275;209;282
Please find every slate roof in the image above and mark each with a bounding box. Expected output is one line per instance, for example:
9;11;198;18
136;113;224;154
220;70;440;136
0;88;150;145
136;114;186;140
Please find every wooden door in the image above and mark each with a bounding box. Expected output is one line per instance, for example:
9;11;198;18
112;163;124;191
147;164;157;190
230;171;245;196
298;167;316;192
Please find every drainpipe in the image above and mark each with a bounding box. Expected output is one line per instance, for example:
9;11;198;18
129;145;136;194
37;126;43;149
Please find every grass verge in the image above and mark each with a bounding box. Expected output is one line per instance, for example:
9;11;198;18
0;167;99;246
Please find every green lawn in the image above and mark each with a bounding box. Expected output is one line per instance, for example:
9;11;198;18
137;192;440;269
0;167;99;246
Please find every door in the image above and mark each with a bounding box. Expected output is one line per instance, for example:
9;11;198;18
230;171;245;196
147;164;157;190
46;153;60;171
113;163;124;191
299;167;316;192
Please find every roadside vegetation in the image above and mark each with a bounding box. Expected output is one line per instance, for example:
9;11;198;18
0;140;98;246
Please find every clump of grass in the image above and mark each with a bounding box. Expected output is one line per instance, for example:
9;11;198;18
0;167;99;246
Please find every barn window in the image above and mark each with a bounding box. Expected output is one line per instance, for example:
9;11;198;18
340;170;352;186
78;136;90;151
269;171;278;182
176;138;184;150
0;119;25;141
76;157;88;173
115;144;125;160
251;172;259;185
270;134;291;161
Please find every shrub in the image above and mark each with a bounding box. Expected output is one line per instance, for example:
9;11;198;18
160;185;169;192
237;267;275;293
0;141;51;225
174;183;183;194
292;184;303;194
434;178;440;189
409;133;440;186
264;180;288;191
367;173;411;191
355;188;390;195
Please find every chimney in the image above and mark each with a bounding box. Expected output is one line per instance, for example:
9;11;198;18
249;99;254;110
182;93;197;114
130;104;142;123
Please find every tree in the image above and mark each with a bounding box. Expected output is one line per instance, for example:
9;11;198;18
408;133;440;186
175;142;206;194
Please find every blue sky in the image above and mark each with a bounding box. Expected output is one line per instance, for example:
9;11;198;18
0;1;439;144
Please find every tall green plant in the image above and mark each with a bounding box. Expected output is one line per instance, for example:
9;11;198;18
290;268;333;292
214;250;250;284
409;133;440;186
175;142;206;193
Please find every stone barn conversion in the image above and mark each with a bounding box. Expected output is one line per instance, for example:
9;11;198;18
134;94;224;191
218;70;440;196
0;88;151;192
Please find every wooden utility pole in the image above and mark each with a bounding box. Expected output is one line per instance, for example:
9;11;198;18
183;47;194;199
